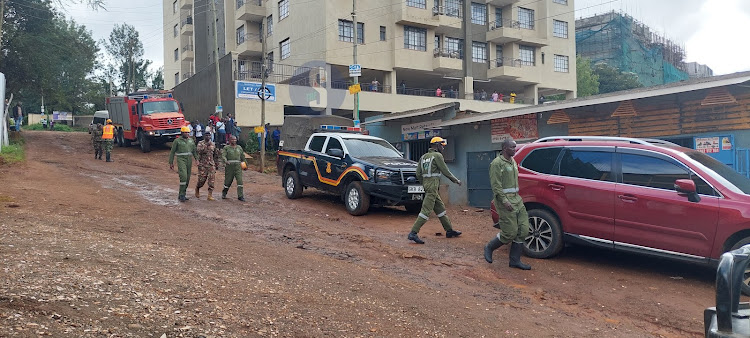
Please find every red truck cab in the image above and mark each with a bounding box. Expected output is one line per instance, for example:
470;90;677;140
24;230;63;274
106;90;188;152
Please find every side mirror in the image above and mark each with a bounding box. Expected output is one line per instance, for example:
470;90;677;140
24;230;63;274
675;179;700;203
326;148;344;158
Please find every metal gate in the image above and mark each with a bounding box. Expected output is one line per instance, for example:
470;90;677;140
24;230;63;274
738;148;750;178
467;151;497;208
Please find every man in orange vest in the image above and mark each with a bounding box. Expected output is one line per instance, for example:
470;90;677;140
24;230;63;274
101;119;115;162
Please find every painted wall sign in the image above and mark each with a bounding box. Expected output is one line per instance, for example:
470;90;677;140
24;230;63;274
491;114;538;143
401;119;442;134
695;137;720;153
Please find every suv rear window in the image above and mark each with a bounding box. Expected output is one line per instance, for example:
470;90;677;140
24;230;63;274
521;147;562;174
559;149;614;182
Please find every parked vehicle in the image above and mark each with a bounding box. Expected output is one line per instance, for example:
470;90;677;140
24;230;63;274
704;244;750;337
277;125;424;216
88;110;109;134
105;90;187;152
491;136;750;293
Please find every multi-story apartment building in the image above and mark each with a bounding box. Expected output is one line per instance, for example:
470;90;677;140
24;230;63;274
164;0;576;100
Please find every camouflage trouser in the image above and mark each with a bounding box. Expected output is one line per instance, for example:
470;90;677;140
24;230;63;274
103;139;114;152
196;165;216;192
94;141;103;153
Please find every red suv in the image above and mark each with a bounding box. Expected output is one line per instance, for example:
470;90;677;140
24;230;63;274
491;136;750;292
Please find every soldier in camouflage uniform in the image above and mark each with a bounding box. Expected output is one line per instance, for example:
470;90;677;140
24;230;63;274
195;132;220;201
407;137;463;244
169;126;199;202
91;124;103;160
221;135;247;201
484;138;531;270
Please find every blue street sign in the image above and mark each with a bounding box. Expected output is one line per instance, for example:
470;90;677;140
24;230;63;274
236;81;276;102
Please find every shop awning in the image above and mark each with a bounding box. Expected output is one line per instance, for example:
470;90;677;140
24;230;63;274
362;102;458;125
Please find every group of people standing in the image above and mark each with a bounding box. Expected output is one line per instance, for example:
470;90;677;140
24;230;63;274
89;119;116;162
407;136;532;270
195;113;240;147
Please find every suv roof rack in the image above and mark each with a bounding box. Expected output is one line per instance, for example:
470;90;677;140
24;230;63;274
533;136;679;147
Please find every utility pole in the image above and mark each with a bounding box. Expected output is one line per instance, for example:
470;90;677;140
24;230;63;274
352;0;359;127
259;22;267;173
210;0;222;118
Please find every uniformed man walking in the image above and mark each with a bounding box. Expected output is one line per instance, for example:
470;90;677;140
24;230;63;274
195;132;220;201
92;124;103;160
407;137;462;244
484;138;531;270
101;119;115;162
221;135;247;201
169;126;199;202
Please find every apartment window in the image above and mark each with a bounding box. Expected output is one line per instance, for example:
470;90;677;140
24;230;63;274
267;51;274;69
495;45;503;66
280;38;290;59
444;0;463;17
175;72;180;85
172;0;177;13
267;15;273;36
471;41;486;63
445;37;463;58
470;3;487;25
236;25;246;45
553;0;568;4
554;55;569;72
494;7;502;28
519;45;535;66
174;48;179;61
380;26;386;41
278;0;289;20
338;20;364;44
553;20;568;38
518;7;534;29
434;35;440;49
173;24;179;37
404;26;427;51
406;0;426;9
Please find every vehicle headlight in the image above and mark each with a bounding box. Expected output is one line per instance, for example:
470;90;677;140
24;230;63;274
376;169;393;182
368;168;375;179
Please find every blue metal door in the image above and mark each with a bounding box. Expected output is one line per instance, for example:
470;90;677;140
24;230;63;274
467;151;497;208
737;148;750;178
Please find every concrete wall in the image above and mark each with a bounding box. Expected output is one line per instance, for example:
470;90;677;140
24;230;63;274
172;52;236;124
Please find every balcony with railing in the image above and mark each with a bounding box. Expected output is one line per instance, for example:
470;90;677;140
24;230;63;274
485;0;519;7
181;43;194;61
180;16;193;35
236;0;265;22
488;57;540;83
395;2;438;28
237;33;263;56
432;5;462;32
487;19;547;46
179;0;192;9
432;48;462;73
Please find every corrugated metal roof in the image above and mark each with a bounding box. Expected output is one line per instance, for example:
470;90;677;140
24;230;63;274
362;102;458;125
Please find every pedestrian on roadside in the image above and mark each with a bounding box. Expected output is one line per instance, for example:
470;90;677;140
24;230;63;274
226;114;236;141
272;127;281;151
195;132;220;201
407;136;462;244
92;123;103;160
481;89;488;101
102;119;115;162
221;135;247;202
436;87;442;98
169;126;199;202
209;112;221;126
12;103;22;131
484;137;531;270
216;118;226;146
399;80;406;94
205;120;215;143
492;91;499;102
254;124;265;150
264;122;271;150
371;78;380;92
193;120;204;142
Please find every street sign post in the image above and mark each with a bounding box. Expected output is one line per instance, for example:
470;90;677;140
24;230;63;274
348;83;361;95
215;105;222;114
349;64;362;77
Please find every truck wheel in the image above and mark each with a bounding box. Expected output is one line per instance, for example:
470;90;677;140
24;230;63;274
523;209;563;259
344;181;370;216
729;237;750;296
138;131;151;153
283;171;303;199
404;203;422;213
123;135;132;147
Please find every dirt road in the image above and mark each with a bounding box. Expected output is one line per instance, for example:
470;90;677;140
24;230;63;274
0;131;718;337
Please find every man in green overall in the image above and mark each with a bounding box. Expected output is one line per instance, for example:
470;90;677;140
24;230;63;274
484;138;531;270
407;137;462;244
169;126;199;202
221;135;247;201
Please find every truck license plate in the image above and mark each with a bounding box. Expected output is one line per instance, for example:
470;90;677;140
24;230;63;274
412;194;423;201
408;185;425;194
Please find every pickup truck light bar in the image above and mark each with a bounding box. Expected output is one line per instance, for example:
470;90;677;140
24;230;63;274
319;125;361;132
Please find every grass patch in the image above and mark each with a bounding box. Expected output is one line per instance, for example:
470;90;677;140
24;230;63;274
0;137;25;165
24;123;83;132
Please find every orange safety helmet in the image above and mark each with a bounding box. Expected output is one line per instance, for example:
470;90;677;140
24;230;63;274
430;136;447;146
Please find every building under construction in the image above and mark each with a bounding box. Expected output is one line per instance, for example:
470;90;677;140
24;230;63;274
576;12;689;87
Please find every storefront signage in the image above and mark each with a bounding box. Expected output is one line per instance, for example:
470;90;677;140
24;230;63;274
491;114;538;143
401;119;442;134
695;137;720;153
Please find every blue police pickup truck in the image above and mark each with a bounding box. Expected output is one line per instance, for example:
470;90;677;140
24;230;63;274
277;127;425;216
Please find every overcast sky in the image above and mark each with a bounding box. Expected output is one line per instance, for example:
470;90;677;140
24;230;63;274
64;0;750;75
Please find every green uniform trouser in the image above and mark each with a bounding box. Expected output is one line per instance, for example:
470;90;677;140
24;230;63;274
223;163;243;198
104;139;113;152
411;177;453;233
177;155;193;197
493;194;529;244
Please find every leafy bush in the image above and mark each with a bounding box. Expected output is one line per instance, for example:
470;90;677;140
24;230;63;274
24;123;47;131
52;124;73;132
244;131;260;153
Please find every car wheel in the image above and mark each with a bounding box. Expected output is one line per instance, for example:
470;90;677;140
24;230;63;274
729;237;750;296
138;131;151;153
404;203;422;213
344;181;370;216
283;171;303;199
524;209;564;259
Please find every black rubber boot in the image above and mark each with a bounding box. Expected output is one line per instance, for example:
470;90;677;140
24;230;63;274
446;230;462;238
407;231;425;244
106;152;112;162
178;195;186;202
222;189;228;199
509;242;531;270
238;197;245;202
484;237;503;263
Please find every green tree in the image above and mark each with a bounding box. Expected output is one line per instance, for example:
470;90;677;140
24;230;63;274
151;66;164;89
594;62;642;94
576;56;600;97
104;24;146;93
